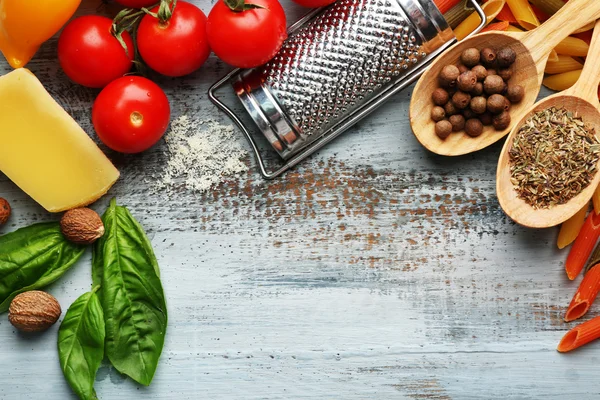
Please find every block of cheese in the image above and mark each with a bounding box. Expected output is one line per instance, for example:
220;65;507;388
0;69;119;212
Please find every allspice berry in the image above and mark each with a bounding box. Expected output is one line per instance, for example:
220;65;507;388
493;111;512;130
487;94;507;114
479;112;493;126
462;108;476;119
444;101;458;116
470;96;487;114
452;91;471;109
432;88;450;106
506;84;525;103
484;75;506;95
465;118;484;137
472;82;484;96
480;48;497;66
431;106;446;122
471;65;487;81
439;65;460;88
0;197;10;225
498;68;512;81
449;114;466;132
461;48;481;67
497;47;517;68
457;71;477;92
486;69;497;77
60;208;105;245
9;291;61;332
435;120;453;139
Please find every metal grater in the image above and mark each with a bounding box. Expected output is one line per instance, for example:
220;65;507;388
209;0;485;179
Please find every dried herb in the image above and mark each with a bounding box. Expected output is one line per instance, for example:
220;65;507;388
509;107;600;208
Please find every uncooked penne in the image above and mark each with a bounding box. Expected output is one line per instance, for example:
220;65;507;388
433;0;461;14
555;36;590;57
558;315;600;352
593;185;600;215
557;203;588;250
543;70;582;92
506;0;539;30
454;0;506;41
564;264;600;322
528;0;593;34
545;55;584;75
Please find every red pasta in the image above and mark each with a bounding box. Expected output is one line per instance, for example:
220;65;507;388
495;4;517;23
481;21;510;32
564;264;600;322
558;316;600;352
433;0;461;14
565;212;600;280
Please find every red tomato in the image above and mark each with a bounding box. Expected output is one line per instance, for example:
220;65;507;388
206;0;287;68
137;1;210;77
58;16;134;88
92;77;171;154
290;0;336;7
115;0;156;7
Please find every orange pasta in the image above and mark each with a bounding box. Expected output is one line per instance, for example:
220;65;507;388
544;55;583;75
554;36;589;57
529;3;549;22
506;0;539;30
543;69;582;91
565;211;600;280
558;315;600;352
565;265;600;322
593;185;600;215
454;0;506;41
433;0;461;14
481;21;510;33
495;4;517;22
557;204;588;250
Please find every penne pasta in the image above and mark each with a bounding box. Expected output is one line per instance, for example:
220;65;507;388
543;69;582;92
593;185;600;215
529;3;549;22
544;55;584;75
433;0;461;15
505;0;539;30
555;36;590;57
495;4;517;23
481;21;510;33
558;315;600;353
557;204;589;250
565;211;600;281
564;264;600;322
528;0;593;34
454;0;506;41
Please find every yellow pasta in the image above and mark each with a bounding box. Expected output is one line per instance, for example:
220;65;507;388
505;25;558;61
506;0;539;30
593;186;600;215
454;0;506;41
555;36;590;57
542;69;582;91
557;203;589;249
545;55;584;75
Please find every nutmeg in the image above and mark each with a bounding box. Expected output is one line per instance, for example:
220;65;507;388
9;291;61;332
432;88;450;106
439;65;460;88
60;208;105;245
0;198;10;225
435;120;453;139
431;106;446;122
457;71;477;92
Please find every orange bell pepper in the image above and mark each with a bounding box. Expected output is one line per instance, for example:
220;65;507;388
0;0;81;68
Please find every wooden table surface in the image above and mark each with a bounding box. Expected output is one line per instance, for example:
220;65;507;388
0;1;597;399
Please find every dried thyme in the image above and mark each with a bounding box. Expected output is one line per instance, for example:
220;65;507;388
509;107;600;209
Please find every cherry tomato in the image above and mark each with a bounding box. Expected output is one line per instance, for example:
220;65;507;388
290;0;336;7
115;0;157;7
206;0;287;68
92;77;171;154
137;1;211;77
58;16;134;88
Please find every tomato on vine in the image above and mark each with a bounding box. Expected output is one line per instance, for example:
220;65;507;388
206;0;287;68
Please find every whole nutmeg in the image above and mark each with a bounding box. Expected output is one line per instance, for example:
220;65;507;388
479;112;493;126
506;84;525;103
480;48;497;66
487;94;507;114
470;96;487;114
444;101;458;116
9;291;61;332
432;88;450;106
449;114;466;132
483;75;506;95
60;208;105;245
457;71;477;92
435;120;453;139
471;65;487;81
461;48;481;68
498;68;512;81
465;118;484;137
439;65;460;88
431;106;446;122
472;82;484;96
0;197;10;225
497;47;517;68
493;111;512;130
452;91;471;110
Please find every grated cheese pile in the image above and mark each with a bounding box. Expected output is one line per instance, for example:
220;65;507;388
155;116;248;194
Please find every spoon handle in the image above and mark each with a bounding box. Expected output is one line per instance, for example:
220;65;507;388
570;20;600;102
521;0;600;64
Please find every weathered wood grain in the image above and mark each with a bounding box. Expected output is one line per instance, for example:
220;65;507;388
0;1;597;399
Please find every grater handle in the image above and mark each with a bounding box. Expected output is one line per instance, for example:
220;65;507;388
208;0;486;180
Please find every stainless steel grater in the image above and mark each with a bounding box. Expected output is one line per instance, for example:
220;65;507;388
209;0;485;179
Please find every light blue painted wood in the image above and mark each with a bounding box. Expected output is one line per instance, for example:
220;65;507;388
0;1;596;399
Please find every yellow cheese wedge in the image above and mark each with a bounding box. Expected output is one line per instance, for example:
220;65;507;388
0;68;119;212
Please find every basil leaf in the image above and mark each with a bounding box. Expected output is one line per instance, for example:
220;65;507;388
0;222;85;312
58;289;105;400
95;198;167;386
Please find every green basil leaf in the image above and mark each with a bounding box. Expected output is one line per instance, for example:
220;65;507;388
0;222;86;313
58;289;105;400
95;198;167;386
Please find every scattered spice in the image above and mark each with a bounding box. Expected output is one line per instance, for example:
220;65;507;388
509;107;600;208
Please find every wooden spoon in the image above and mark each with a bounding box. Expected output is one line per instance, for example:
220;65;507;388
409;0;600;157
496;20;600;229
